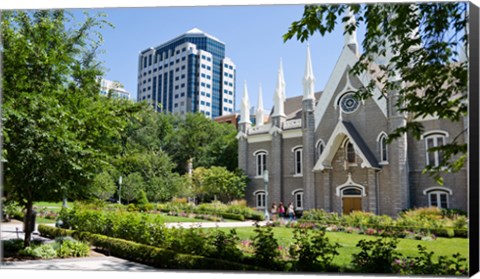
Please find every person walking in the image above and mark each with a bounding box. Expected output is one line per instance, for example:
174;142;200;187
287;202;295;222
278;202;285;219
271;202;278;221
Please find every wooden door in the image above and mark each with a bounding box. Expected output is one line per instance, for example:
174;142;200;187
342;197;362;215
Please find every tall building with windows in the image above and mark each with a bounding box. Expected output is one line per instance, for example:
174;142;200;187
137;28;236;118
99;78;130;100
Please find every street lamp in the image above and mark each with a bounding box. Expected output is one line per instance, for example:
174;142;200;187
263;170;269;222
118;176;123;204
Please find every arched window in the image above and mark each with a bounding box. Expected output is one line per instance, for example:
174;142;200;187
292;189;304;210
315;140;325;161
377;133;388;163
254;190;266;209
254;150;268;177
293;147;303;175
423;187;452;209
345;140;356;163
422;131;448;167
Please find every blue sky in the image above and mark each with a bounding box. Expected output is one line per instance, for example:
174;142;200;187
70;4;364;111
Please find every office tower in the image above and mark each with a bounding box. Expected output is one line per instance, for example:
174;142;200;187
137;28;236;118
99;78;130;100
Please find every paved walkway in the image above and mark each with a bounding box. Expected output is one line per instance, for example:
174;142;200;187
0;219;266;271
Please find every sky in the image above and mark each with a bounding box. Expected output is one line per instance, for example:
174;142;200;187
66;3;365;112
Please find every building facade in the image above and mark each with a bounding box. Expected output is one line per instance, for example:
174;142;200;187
137;28;236;119
99;78;130;100
237;19;467;216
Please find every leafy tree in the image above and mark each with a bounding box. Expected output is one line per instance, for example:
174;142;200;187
165;113;238;174
1;10;137;246
192;167;247;203
121;172;144;204
90;170;117;201
283;3;468;183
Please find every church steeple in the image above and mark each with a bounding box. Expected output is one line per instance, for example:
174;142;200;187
256;83;265;126
273;61;286;118
344;6;359;55
239;81;251;124
303;44;315;101
279;58;286;103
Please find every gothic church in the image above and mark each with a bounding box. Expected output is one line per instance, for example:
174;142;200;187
236;14;467;216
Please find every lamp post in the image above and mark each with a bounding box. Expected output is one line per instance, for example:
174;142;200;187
118;176;123;204
263;170;269;222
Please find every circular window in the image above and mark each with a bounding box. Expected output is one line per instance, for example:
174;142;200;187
339;93;360;113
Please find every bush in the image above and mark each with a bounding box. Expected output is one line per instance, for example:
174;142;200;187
392;245;468;275
288;227;341;272
2;239;25;256
20;244;57;259
352;237;400;273
2;200;24;221
250;224;281;270
38;225;262;271
53;237;90;258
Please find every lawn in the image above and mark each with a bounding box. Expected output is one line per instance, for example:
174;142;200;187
210;226;469;270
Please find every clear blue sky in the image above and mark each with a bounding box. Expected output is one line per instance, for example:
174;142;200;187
69;4;364;111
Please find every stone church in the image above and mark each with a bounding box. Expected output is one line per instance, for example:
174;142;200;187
236;15;467;216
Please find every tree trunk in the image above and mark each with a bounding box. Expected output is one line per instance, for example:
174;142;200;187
23;199;33;247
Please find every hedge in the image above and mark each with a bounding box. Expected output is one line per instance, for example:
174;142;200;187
38;225;263;271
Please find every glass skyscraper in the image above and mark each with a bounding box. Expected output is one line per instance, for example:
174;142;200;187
137;28;236;119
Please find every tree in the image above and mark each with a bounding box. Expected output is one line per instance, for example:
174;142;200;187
121;172;144;204
283;3;468;183
1;10;133;246
165;113;238;174
90;171;117;201
192;167;247;203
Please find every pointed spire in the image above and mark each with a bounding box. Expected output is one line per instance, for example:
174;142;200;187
256;83;265;126
279;58;286;102
273;61;286;117
239;81;251;124
303;43;315;101
344;6;358;54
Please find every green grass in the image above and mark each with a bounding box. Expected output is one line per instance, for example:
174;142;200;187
209;226;469;269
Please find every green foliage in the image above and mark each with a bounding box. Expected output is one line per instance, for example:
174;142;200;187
207;229;243;262
289;227;341;271
2;239;25;256
251;225;281;270
192;167;248;203
2;200;24;220
165;113;238;174
283;3;468;183
53;237;90;258
392;245;468;275
20;244;58;259
90;170;117;201
352;237;400;273
121;172;144;204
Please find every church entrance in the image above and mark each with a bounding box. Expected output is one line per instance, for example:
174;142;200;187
342;197;362;214
340;187;363;215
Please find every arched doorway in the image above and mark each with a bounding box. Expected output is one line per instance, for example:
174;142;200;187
341;187;362;214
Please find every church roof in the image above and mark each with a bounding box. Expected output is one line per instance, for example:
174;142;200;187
269;91;322;121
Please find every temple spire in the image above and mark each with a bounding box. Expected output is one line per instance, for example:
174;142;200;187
256;83;265;126
273;61;286;117
344;6;358;54
303;43;315;101
279;58;286;102
239;81;251;124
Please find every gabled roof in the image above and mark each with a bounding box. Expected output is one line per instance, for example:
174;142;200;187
313;120;380;171
269;91;322;121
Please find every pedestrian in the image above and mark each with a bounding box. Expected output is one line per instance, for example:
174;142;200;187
271;202;277;221
287;202;295;221
278;202;285;219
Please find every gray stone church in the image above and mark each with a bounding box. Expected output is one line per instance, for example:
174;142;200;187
236;17;467;216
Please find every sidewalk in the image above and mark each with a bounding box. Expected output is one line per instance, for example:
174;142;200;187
0;219;266;271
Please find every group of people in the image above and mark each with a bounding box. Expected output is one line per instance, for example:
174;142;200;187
270;202;296;221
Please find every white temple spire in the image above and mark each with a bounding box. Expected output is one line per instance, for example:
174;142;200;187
303;43;315;101
239;81;251;124
279;58;286;102
344;6;358;54
273;62;286;117
256;83;265;126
